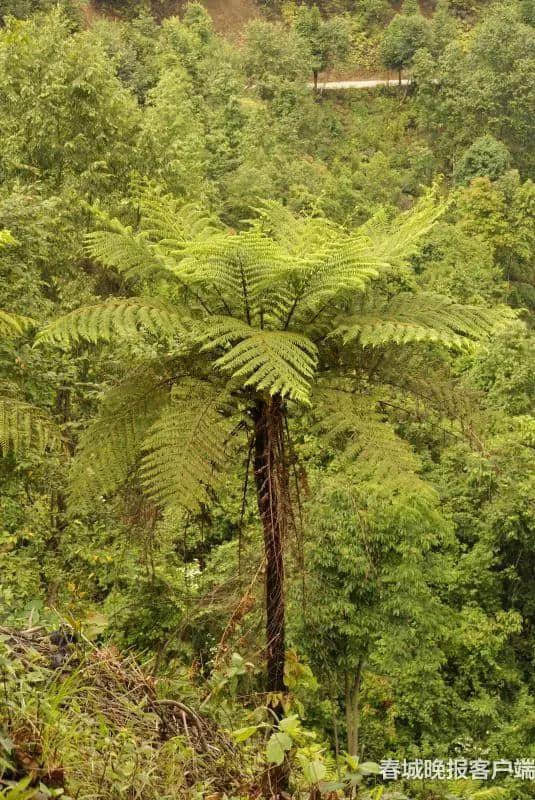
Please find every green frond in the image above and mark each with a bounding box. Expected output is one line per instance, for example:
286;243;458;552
36;297;186;348
85;226;167;282
252;200;339;256
297;234;384;309
138;186;219;256
360;184;446;267
0;396;63;454
0;310;34;339
69;367;171;508
315;388;434;496
181;231;291;318
249;196;444;318
140;382;233;512
86;194;217;283
334;293;514;350
244;202;386;320
200;317;318;403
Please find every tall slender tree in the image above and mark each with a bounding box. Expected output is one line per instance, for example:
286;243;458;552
37;187;510;797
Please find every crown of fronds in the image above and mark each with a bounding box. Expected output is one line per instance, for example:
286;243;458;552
0;395;63;455
83;189;445;334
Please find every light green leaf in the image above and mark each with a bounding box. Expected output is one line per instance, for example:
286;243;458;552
232;725;260;743
360;761;382;775
279;715;301;738
266;731;293;765
302;759;327;785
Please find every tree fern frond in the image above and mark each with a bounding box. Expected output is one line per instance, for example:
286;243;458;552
0;310;34;339
85;226;166;282
252;199;339;256
200;317;318;403
140;382;233;512
360;184;446;267
315;389;433;494
0;396;63;454
69;367;172;508
181;231;292;318
86;195;218;284
298;235;384;309
36;297;187;348
137;185;219;256
334;293;514;349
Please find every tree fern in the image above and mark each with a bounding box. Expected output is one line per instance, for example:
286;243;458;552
38;188;517;714
181;231;289;310
334;292;514;350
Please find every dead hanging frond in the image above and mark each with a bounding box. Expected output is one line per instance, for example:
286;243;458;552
283;415;308;613
212;560;264;670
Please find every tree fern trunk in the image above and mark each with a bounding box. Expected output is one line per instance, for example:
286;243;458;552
253;395;288;798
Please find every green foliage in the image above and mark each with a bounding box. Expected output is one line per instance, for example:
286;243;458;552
68;365;171;508
455;135;512;185
36;297;186;347
243;19;310;98
0;0;534;793
431;0;458;56
380;10;431;75
294;5;352;80
415;5;535;172
0;10;140;191
0;310;33;339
